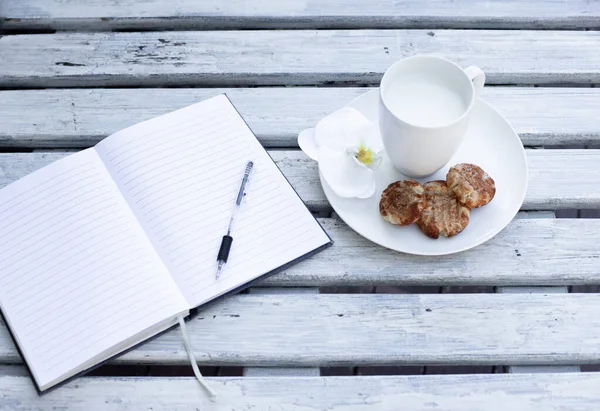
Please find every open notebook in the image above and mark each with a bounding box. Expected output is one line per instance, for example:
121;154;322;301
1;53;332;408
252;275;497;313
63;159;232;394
0;95;331;392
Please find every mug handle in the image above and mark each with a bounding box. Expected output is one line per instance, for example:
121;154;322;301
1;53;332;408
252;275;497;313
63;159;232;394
464;66;485;96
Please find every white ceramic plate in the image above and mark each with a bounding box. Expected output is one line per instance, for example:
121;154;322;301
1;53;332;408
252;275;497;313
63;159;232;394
321;89;528;255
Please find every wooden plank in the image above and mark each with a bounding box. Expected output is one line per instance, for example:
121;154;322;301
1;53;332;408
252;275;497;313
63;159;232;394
1;374;599;410
271;149;600;211
497;288;580;373
442;213;556;374
243;287;320;377
436;211;552;374
3;30;600;88
4;293;600;366
438;211;560;295
0;88;363;148
184;216;600;287
2;87;600;148
3;0;599;31
496;201;582;378
492;209;581;374
1;155;600;289
3;149;600;210
525;150;600;210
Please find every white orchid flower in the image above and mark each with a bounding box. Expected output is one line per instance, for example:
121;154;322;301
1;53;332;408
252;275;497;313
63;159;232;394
298;107;383;199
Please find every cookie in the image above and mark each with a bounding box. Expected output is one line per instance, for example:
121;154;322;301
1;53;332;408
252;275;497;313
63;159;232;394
446;163;496;208
379;180;425;226
417;180;470;239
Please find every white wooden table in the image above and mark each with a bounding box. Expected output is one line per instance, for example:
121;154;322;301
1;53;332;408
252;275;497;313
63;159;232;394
2;1;600;409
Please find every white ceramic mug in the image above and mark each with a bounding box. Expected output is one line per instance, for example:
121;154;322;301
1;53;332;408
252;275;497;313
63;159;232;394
379;55;485;178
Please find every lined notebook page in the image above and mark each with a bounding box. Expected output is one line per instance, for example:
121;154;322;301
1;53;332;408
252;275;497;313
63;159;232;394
0;148;188;390
96;95;330;308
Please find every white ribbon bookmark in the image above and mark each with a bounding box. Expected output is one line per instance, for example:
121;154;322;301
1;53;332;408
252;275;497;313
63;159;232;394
178;315;216;397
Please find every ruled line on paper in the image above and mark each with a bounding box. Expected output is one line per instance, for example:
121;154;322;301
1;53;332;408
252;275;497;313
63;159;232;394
144;166;272;221
111;119;236;172
106;112;225;158
94;95;329;308
171;204;301;267
108;119;240;166
0;216;131;292
150;174;278;241
0;216;130;292
117;132;233;180
166;195;290;259
124;136;248;195
42;301;173;374
135;149;251;212
36;285;169;356
134;151;256;211
112;122;236;170
157;195;288;249
225;229;317;271
4;224;131;290
177;218;311;281
0;200;119;261
0;149;189;387
144;168;272;228
15;251;150;319
105;107;229;159
31;276;165;352
222;229;316;275
22;259;153;337
120;137;246;187
0;171;98;225
193;230;316;288
0;184;108;239
0;198;118;250
188;229;317;298
0;164;92;212
0;176;106;233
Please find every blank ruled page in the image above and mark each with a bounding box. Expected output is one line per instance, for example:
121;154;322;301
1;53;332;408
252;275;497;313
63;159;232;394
0;148;188;390
96;95;330;307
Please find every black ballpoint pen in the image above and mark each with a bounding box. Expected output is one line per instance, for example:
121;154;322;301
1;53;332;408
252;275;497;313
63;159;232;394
216;161;254;279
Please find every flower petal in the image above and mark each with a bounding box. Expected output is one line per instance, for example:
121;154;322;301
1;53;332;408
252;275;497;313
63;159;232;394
314;107;376;151
297;128;319;160
318;146;376;199
356;176;377;199
361;130;383;153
